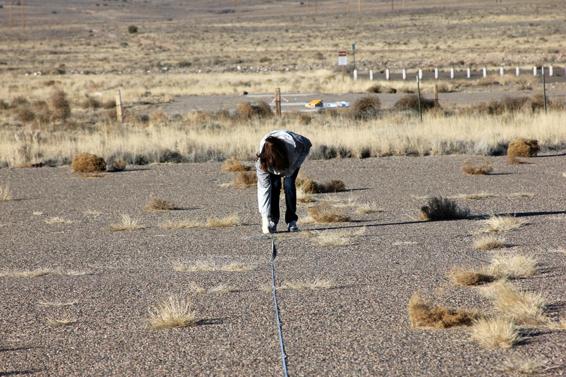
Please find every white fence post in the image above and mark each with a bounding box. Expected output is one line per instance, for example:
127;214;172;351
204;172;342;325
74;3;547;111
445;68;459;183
533;66;537;76
549;66;553;77
499;67;504;76
369;70;373;80
450;67;454;80
515;67;520;76
385;68;390;80
434;68;438;80
466;67;471;79
418;69;423;80
541;66;545;76
402;69;406;80
482;67;487;78
353;69;357;80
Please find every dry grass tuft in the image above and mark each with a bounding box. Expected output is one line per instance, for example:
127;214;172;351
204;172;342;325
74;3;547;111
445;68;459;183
408;294;478;328
507;138;539;164
483;281;547;326
0;184;12;201
207;284;236;294
355;202;383;215
144;197;177;211
449;192;497;200
474;235;506;251
481;216;527;233
236;101;273;119
297;177;346;194
488;255;537;279
307;203;351;223
174;261;254;272
148;295;197;329
419;196;470;221
280;278;334;290
394;94;438;112
501;356;549;375
233;171;257;188
159;219;201;230
221;158;251;172
297;187;315;203
44;217;73;225
110;214;144;231
449;268;495;286
205;214;240;227
462;159;494;175
470;317;521;349
46;316;77;327
71;153;106;173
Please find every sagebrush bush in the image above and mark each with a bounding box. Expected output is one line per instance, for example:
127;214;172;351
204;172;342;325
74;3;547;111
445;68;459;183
233;171;257;188
394;94;437;112
408;294;478;329
236;101;273;119
49;90;71;121
296;177;346;193
462;159;493;175
419;196;470;221
507;138;539;163
351;96;381;120
128;25;138;34
71;153;106;173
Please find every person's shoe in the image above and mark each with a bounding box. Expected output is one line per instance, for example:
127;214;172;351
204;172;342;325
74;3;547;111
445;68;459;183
262;217;277;234
287;221;299;232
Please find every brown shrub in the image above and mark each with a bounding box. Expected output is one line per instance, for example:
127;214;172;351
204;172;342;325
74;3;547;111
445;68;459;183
307;203;351;223
419;196;470;221
394;94;437;112
49;90;71;121
81;96;101;110
449;268;495;286
222;158;251;172
145;197;177;211
15;107;35;123
462;159;493;175
367;84;382;93
107;160;127;172
102;99;116;109
351;95;381;120
71;153;106;173
507;138;539;164
233;171;257;188
297;177;346;194
11;96;29;108
31;100;51;123
236;101;273;120
408;294;478;329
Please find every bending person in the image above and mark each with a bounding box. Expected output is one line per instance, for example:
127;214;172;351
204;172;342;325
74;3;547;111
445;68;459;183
256;130;312;234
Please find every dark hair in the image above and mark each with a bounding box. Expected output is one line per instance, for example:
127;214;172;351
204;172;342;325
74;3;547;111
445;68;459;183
258;136;289;172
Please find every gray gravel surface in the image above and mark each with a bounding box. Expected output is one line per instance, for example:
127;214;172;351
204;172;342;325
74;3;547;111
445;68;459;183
1;155;565;376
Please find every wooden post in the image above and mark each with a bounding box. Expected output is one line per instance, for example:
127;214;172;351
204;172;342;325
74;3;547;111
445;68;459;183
353;69;358;81
115;90;124;123
416;76;423;122
434;84;439;106
275;88;282;117
542;70;547;114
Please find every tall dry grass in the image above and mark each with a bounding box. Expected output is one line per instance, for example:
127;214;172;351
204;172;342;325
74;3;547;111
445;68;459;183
2;111;566;167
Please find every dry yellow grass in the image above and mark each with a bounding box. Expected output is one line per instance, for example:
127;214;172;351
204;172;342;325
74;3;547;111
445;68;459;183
144;197;177;211
307;203;351;223
71;153;106;173
148;296;197;330
487;255;538;279
449;268;494;286
221;158;251;172
501;356;549;375
313;227;366;247
207;284;237;294
46;316;77;327
481;216;527;233
470;318;521;349
280;279;334;290
482;281;547;326
297;188;315;203
44;217;73;225
355;202;383;215
473;235;506;251
205;214;240;227
110;215;144;231
408;294;478;329
449;192;497;201
233;171;257;188
462;160;493;175
173;261;254;272
0;184;12;201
